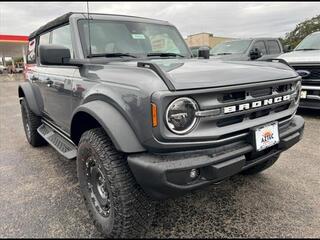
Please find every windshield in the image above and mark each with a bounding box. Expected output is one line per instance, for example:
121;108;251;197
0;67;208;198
295;32;320;51
78;19;191;58
210;40;252;55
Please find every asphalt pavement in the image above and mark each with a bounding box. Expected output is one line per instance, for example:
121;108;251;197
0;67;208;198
0;80;319;238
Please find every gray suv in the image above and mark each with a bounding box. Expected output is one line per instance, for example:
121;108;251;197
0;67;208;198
19;12;304;238
210;38;284;61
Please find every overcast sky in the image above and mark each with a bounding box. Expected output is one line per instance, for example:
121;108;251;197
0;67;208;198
0;1;319;39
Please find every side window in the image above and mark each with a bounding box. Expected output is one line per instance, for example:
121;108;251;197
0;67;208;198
39;32;50;45
252;41;267;55
266;40;281;54
27;39;36;64
51;25;74;58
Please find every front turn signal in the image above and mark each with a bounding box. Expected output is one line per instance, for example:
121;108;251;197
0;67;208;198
151;103;158;127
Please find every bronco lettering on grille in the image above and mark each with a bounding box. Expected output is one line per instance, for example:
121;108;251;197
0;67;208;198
224;94;291;114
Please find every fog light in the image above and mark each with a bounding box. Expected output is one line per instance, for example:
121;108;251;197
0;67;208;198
190;169;199;179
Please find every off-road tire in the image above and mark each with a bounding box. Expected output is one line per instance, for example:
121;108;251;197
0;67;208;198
20;98;46;147
77;128;155;238
241;154;280;175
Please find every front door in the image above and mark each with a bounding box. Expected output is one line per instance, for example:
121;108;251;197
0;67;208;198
251;40;269;60
37;66;76;132
36;24;76;132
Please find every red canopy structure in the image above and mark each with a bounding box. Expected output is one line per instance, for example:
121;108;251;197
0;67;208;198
0;34;29;65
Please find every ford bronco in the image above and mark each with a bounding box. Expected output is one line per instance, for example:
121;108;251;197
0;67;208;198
278;31;320;110
19;12;304;237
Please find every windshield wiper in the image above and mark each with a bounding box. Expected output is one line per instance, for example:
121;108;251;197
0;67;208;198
295;48;319;51
88;53;137;58
147;52;185;58
216;52;232;55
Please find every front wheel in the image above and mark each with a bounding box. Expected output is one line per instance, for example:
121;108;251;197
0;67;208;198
77;128;155;238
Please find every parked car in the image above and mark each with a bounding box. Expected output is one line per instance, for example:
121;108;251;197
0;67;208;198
277;31;320;110
14;63;24;73
0;65;6;74
210;38;284;61
19;12;304;238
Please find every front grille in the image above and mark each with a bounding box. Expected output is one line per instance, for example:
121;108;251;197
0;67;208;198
275;84;293;93
251;87;272;97
292;65;320;79
274;103;291;113
220;91;246;102
195;79;299;129
249;108;271;119
156;78;299;146
217;115;244;127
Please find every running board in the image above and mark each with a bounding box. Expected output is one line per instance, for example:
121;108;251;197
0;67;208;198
37;124;77;159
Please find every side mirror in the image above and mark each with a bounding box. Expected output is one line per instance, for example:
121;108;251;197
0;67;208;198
39;44;73;65
198;46;210;59
283;44;292;53
249;48;262;60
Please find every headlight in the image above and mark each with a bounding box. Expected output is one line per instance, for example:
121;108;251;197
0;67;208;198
165;97;199;134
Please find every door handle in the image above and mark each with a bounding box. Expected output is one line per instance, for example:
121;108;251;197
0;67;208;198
47;79;54;87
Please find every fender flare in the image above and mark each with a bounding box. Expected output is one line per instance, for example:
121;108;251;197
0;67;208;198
71;100;145;153
18;82;41;116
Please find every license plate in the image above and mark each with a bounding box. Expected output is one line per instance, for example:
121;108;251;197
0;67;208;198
300;90;307;99
254;122;279;151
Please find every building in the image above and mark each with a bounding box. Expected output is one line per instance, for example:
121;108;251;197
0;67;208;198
185;32;236;48
0;34;28;69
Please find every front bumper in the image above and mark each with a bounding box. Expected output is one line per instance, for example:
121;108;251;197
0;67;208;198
299;85;320;110
128;115;304;199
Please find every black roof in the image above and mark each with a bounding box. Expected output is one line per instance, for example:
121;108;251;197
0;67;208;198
29;12;170;40
29;12;73;40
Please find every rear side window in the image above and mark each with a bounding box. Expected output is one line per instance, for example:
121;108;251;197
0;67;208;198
27;39;36;64
39;32;50;45
252;41;267;55
51;24;74;58
266;40;281;54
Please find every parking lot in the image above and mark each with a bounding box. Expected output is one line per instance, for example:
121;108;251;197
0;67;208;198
0;79;319;238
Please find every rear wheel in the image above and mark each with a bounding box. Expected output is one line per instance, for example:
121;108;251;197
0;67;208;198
77;128;155;238
20;98;46;147
241;154;280;175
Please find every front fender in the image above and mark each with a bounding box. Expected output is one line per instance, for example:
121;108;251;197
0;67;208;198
18;82;42;116
71;100;145;153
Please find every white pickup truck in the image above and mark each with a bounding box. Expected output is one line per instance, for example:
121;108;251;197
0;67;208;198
278;31;320;110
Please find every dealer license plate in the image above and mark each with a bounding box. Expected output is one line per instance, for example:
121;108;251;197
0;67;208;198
254;122;279;151
300;90;307;99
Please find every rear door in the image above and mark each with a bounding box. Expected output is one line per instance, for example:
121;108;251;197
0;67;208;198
37;24;76;132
